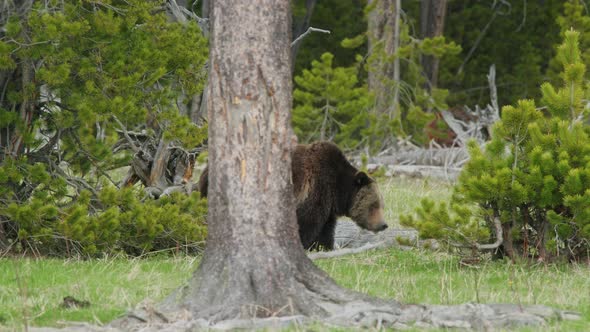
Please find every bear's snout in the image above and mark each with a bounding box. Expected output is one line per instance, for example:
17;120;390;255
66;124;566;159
364;206;387;232
368;221;387;232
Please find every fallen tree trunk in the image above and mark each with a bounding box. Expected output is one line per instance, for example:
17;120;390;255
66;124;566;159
381;164;462;180
363;147;469;168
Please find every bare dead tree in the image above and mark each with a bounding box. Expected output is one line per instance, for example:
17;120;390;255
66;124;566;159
367;0;400;117
420;0;448;91
441;64;500;145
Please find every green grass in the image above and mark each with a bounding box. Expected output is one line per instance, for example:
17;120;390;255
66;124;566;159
316;249;590;331
378;176;453;226
0;257;198;328
0;177;588;331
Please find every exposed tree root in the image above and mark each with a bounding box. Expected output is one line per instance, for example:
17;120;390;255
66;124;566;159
33;299;578;331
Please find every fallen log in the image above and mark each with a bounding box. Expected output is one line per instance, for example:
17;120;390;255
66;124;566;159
362;147;469;168
384;164;462;180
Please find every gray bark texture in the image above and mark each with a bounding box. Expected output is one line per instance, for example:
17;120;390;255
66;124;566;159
420;0;448;90
367;0;400;116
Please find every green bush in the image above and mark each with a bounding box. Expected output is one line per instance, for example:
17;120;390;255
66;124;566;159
0;0;208;257
2;164;207;256
402;30;590;261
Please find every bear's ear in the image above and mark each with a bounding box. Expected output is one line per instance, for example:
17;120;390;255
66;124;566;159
355;171;371;186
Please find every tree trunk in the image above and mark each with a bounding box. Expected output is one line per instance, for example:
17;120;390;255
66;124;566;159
367;0;400;117
502;221;517;261
420;0;447;91
156;0;364;321
201;0;209;19
536;217;548;262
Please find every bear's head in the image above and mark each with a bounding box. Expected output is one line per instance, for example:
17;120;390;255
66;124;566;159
348;172;388;232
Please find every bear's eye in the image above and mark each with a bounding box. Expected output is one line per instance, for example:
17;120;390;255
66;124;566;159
369;202;380;210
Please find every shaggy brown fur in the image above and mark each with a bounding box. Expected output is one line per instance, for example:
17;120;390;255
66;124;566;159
198;141;387;249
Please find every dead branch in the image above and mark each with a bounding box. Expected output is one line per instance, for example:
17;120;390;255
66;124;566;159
477;216;503;250
291;27;331;47
112;115;140;153
488;64;499;114
450;216;503;251
46;158;99;197
167;0;209;35
456;1;510;75
365;148;469;167
291;0;317;68
385;164;462;180
308;241;390;260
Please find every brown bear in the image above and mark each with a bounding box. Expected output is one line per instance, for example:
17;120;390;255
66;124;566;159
197;141;388;250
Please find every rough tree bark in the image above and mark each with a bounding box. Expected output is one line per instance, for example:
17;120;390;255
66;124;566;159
159;0;371;320
106;0;580;330
420;0;447;91
367;0;400;117
194;0;210;123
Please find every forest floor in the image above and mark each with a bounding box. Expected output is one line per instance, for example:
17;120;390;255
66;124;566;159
0;177;589;331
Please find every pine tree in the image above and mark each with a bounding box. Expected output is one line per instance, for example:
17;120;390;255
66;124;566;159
547;0;590;84
292;52;372;148
402;30;590;262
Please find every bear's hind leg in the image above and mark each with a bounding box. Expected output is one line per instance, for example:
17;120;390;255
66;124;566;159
316;216;337;250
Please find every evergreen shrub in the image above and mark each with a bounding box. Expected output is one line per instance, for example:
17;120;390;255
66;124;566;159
402;30;590;261
1;161;207;256
0;0;208;256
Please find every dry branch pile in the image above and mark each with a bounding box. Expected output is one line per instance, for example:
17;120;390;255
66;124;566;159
358;65;501;180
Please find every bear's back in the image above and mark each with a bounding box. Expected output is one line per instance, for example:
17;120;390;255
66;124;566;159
291;142;357;206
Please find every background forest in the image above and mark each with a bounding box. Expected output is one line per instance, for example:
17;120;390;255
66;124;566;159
1;0;590;260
